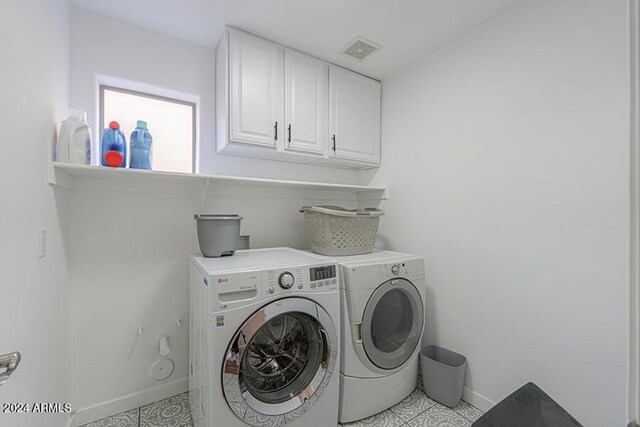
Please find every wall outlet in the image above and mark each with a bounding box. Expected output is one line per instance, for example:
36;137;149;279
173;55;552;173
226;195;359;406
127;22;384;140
238;235;250;250
38;229;47;259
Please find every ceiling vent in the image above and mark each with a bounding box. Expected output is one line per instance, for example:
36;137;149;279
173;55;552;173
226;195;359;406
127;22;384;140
341;37;381;61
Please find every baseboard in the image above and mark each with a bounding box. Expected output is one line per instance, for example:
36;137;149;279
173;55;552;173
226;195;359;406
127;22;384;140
462;386;496;413
73;377;188;426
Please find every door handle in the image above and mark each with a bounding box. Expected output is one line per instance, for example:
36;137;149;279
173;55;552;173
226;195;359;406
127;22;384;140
354;323;362;343
332;134;336;151
0;351;21;386
287;124;291;144
274;121;278;141
320;329;330;369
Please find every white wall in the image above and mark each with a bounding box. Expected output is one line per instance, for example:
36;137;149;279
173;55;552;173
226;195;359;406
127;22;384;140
69;179;359;423
68;2;631;425
0;0;71;426
68;8;364;422
363;0;630;425
69;6;359;184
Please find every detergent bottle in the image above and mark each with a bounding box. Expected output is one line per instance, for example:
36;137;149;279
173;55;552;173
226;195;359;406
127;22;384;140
56;109;91;164
100;121;127;168
129;120;153;170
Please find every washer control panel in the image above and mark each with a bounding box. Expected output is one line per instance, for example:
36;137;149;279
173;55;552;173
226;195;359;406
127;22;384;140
309;265;338;290
265;263;338;297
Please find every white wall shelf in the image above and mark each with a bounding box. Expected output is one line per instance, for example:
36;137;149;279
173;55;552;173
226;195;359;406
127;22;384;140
48;162;387;201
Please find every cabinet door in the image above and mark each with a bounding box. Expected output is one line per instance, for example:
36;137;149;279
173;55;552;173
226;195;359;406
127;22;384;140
229;29;283;148
284;50;326;155
329;65;381;165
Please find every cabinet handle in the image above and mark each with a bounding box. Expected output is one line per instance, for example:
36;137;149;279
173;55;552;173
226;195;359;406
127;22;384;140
332;134;336;151
287;124;292;143
274;121;278;141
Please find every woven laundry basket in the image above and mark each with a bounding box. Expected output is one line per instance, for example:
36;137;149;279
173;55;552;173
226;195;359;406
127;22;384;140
299;205;384;256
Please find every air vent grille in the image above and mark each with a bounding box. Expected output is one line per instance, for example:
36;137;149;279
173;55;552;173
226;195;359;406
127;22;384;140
342;37;380;61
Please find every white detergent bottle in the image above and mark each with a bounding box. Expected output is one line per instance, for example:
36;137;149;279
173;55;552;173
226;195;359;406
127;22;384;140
57;109;91;164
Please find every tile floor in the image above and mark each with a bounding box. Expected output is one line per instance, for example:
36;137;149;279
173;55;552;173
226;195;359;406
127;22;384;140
338;377;483;427
80;392;193;427
81;382;483;427
339;391;483;427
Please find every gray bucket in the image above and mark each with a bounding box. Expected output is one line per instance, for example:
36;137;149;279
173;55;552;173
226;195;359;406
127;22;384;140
420;345;467;408
194;214;242;258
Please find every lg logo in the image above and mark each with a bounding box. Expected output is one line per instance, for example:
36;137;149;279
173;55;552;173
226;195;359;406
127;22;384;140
218;278;228;283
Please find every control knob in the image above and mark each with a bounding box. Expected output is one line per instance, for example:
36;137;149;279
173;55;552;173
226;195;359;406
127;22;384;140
278;272;295;289
391;264;401;275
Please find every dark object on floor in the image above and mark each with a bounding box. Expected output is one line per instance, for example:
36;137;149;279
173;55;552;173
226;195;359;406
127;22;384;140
472;382;582;427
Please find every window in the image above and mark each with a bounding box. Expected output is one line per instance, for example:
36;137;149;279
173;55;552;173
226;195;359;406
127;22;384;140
99;85;196;173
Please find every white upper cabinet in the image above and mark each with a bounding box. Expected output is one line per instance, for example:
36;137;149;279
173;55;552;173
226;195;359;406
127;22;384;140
228;29;283;149
284;50;327;155
217;27;380;168
328;65;381;166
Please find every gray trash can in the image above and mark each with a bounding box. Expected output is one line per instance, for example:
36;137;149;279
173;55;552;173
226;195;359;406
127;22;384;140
420;345;467;408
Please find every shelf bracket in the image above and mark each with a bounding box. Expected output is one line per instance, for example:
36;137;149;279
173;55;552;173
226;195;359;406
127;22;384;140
200;179;211;213
357;188;388;205
48;163;73;190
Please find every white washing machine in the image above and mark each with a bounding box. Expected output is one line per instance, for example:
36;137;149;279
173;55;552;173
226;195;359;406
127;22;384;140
333;250;426;423
189;248;341;427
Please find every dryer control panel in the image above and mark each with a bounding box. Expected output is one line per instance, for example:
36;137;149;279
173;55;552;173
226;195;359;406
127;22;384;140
380;258;425;281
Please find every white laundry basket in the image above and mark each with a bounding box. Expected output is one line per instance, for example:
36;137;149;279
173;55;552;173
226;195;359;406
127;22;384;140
299;205;384;256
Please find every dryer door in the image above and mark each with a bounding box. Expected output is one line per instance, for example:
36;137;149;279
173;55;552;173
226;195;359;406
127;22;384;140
222;297;338;426
361;278;424;370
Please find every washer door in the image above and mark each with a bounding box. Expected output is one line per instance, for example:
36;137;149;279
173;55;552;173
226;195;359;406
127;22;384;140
361;278;424;370
223;298;338;426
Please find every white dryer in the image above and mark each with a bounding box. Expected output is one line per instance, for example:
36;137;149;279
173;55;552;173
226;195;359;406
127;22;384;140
189;248;340;427
334;250;426;423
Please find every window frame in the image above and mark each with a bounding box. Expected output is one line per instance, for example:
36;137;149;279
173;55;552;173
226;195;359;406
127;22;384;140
99;84;197;173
